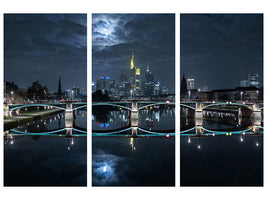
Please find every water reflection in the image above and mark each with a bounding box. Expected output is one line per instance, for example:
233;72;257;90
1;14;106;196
4;110;87;186
92;136;175;186
180;112;263;186
92;107;175;133
92;107;175;186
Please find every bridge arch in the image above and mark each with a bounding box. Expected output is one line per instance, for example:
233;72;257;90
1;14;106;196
92;103;132;111
9;104;66;111
73;105;87;111
138;102;175;110
201;102;254;110
180;104;196;110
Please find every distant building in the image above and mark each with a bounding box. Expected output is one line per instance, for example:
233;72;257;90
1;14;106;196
96;76;116;96
187;78;195;90
240;73;259;87
202;85;208;92
162;86;168;95
119;74;128;84
143;66;156;96
198;86;262;101
109;80;116;96
118;82;131;97
146;65;154;83
154;81;160;95
248;73;259;87
240;80;248;87
144;82;155;96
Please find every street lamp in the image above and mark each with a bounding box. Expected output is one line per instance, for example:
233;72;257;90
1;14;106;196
130;89;133;99
10;91;14;104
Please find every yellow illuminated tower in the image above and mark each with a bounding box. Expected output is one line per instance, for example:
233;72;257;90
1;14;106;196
130;52;140;97
131;52;134;69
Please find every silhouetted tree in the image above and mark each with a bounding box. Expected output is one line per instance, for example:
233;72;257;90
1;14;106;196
92;90;110;102
27;81;48;101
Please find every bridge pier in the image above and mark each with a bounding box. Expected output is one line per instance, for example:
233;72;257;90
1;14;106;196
66;128;73;136
65;101;75;136
251;118;261;126
131;127;138;137
196;125;204;135
4;104;10;117
195;109;203;119
250;109;262;120
131;101;139;127
65;101;76;120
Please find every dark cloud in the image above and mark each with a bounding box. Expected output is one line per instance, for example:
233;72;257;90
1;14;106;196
4;14;87;92
181;14;263;90
92;14;175;93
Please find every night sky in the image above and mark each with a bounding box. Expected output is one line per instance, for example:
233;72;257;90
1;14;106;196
4;14;87;93
92;14;175;94
181;14;263;90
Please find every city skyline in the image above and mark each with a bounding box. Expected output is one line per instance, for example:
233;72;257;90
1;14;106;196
92;14;175;94
4;14;87;92
181;14;263;90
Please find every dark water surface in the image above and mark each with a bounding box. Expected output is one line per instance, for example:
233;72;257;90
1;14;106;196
92;136;175;186
92;108;175;186
180;118;263;186
4;110;87;186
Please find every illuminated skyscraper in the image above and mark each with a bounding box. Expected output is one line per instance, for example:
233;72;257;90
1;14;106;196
130;52;140;97
130;52;135;88
146;65;154;83
144;66;155;96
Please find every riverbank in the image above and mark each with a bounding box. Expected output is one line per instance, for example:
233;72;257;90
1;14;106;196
4;109;64;131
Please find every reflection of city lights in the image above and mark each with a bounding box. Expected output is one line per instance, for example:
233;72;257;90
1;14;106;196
240;136;243;142
188;137;191;143
10;140;14;145
256;142;259;147
68;146;70;150
197;145;201;149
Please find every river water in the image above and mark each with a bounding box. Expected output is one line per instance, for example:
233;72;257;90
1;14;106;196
4;110;87;186
92;107;175;186
180;115;263;186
